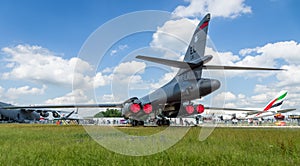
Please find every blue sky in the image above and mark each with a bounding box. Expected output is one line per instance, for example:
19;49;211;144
0;0;299;115
0;0;182;56
1;0;299;55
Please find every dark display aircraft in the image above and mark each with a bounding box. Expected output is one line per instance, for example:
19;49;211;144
0;14;285;125
0;102;77;123
0;102;40;122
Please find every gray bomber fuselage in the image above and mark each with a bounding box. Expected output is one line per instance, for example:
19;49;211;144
140;76;220;107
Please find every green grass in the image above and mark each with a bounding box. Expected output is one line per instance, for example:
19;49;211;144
0;124;299;165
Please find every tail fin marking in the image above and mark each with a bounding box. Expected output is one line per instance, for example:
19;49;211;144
263;91;287;111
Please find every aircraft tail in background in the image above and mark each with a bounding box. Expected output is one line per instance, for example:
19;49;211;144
262;91;287;112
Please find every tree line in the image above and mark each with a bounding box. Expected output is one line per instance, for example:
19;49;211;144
94;108;122;117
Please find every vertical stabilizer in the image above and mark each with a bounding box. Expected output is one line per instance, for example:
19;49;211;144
183;13;210;62
177;13;210;80
262;91;288;112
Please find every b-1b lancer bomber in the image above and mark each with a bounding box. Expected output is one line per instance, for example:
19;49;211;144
0;14;285;125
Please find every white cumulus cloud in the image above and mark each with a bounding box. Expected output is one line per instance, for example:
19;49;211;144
150;18;198;58
45;89;94;105
0;85;47;100
1;44;112;90
213;91;237;102
173;0;252;18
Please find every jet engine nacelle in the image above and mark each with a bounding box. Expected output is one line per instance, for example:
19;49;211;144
39;111;49;117
164;103;205;118
121;98;153;119
52;111;60;118
195;104;205;114
274;113;285;120
184;104;205;115
122;103;141;118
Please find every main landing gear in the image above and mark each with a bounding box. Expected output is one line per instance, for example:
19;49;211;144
156;118;170;126
156;115;170;126
129;117;170;126
130;119;144;126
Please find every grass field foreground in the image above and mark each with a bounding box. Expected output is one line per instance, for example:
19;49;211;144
0;124;299;165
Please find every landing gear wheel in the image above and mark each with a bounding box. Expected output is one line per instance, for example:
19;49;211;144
165;119;170;126
156;119;170;126
131;120;144;126
157;119;162;126
131;120;138;126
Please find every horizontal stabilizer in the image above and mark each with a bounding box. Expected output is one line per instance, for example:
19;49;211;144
137;55;284;71
2;103;123;110
203;65;285;71
136;55;201;69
